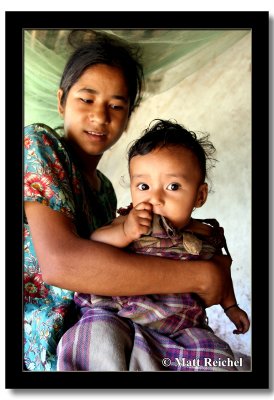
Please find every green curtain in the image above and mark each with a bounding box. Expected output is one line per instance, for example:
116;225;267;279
24;29;249;128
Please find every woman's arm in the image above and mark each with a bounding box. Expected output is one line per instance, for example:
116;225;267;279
25;201;232;306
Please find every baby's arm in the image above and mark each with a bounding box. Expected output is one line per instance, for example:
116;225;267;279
188;219;250;334
224;304;250;335
220;270;250;334
91;202;152;248
91;215;130;247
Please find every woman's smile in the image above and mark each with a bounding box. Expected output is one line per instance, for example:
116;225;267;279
84;129;107;141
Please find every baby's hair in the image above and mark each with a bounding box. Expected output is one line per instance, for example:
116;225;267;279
59;30;144;116
128;119;217;183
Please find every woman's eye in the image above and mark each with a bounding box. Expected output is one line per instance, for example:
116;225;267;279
80;98;93;104
167;183;180;191
110;104;124;110
137;183;149;191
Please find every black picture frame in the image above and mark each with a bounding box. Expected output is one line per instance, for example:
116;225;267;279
6;10;269;390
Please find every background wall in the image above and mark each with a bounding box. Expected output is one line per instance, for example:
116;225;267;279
99;33;252;356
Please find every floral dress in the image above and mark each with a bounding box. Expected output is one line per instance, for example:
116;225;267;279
24;123;117;371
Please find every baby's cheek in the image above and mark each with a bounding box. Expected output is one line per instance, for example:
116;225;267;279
131;192;144;206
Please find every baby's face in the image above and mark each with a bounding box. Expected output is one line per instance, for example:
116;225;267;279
129;145;208;230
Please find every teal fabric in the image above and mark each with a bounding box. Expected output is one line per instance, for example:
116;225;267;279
24;123;117;370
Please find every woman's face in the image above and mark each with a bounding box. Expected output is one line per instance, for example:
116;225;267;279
57;64;130;158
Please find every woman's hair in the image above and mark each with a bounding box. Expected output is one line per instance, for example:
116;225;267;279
59;30;144;116
128;119;217;182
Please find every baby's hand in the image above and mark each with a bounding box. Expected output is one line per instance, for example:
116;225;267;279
123;202;153;242
225;305;250;334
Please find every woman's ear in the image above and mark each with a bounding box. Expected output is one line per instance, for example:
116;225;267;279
57;89;64;117
195;183;208;208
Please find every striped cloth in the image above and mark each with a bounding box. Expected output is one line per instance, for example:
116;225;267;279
57;215;237;371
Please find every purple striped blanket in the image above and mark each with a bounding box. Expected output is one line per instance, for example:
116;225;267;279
57;215;238;371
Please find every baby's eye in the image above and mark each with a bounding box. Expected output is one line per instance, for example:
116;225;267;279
166;183;180;191
137;183;149;191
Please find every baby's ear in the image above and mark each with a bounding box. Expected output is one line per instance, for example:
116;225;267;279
57;89;64;117
195;183;208;208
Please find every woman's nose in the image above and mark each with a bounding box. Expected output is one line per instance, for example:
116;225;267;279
89;105;109;125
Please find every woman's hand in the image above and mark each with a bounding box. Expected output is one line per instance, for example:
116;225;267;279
196;254;233;307
185;218;213;236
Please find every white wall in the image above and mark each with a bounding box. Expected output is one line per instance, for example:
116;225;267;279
99;33;251;356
